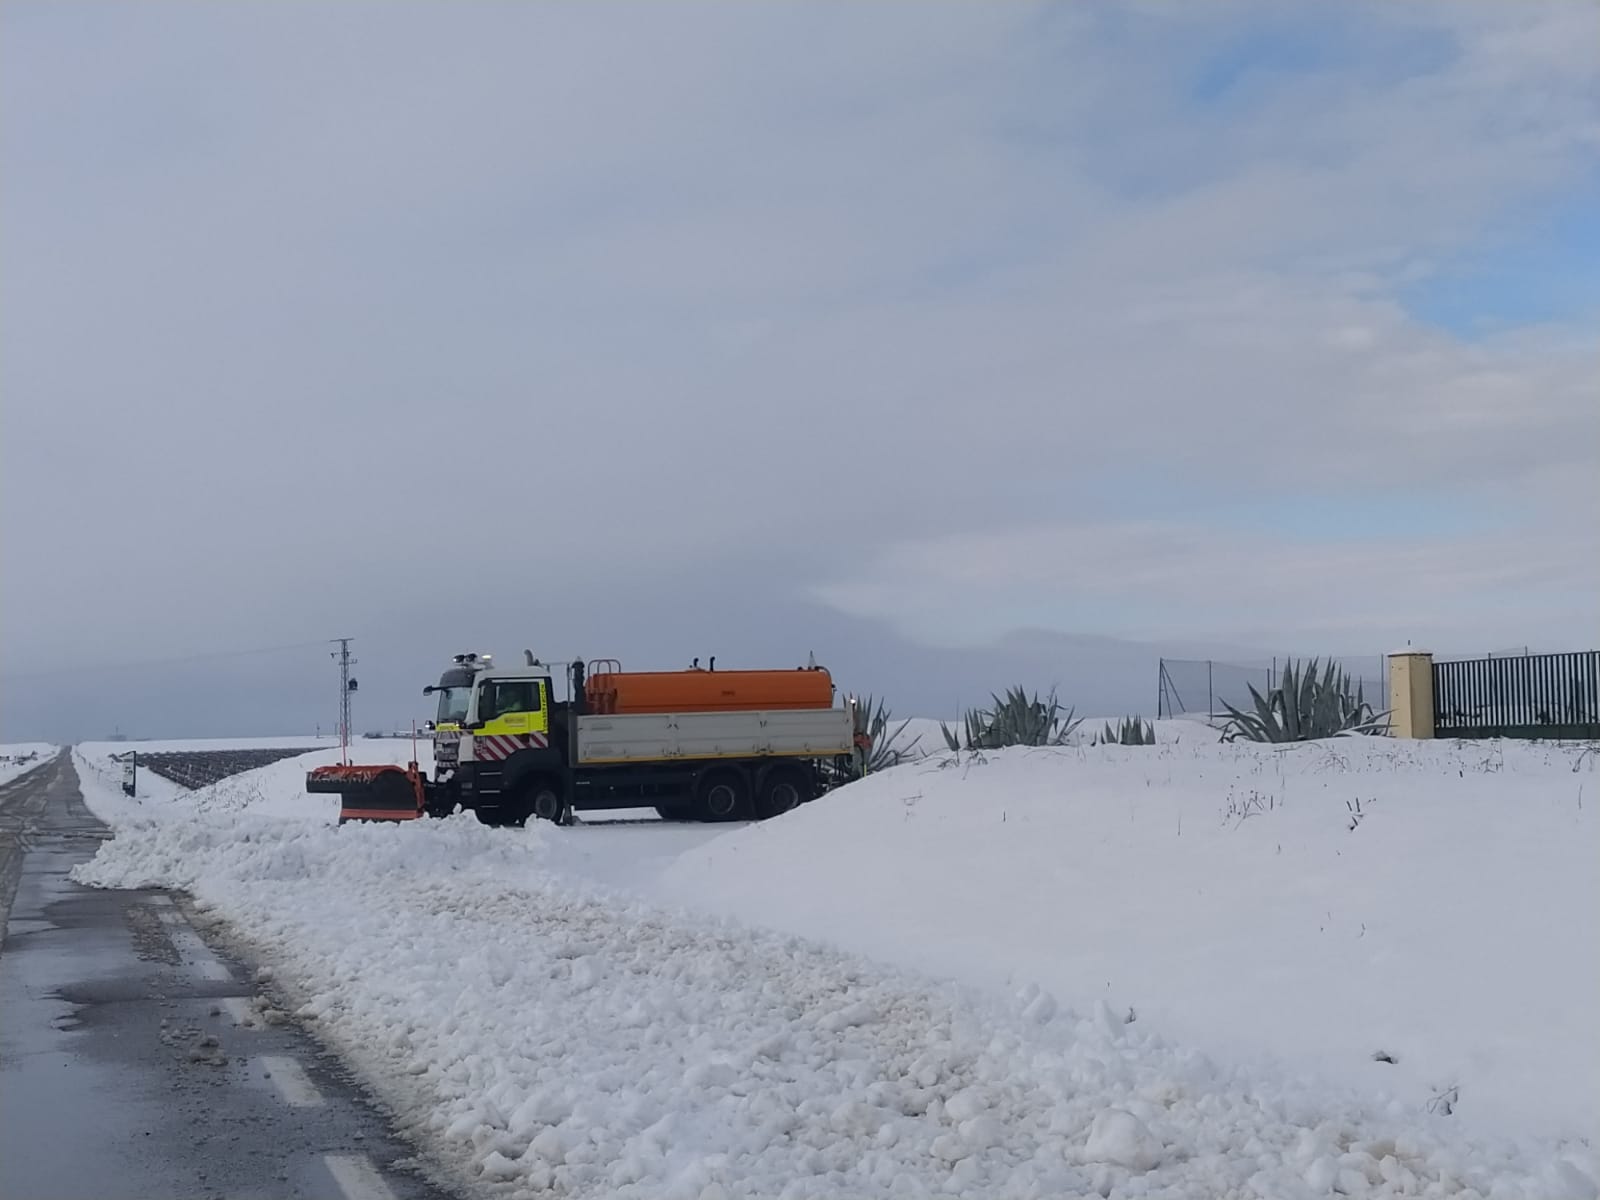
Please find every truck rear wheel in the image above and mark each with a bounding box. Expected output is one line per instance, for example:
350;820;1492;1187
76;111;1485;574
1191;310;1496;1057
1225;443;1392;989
755;766;808;819
695;768;750;822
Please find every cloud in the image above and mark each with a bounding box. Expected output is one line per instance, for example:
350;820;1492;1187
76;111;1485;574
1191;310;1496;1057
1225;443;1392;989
1;2;1596;736
813;513;1600;654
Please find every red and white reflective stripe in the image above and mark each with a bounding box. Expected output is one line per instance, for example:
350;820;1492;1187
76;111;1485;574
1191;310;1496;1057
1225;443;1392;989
478;735;516;761
472;732;547;761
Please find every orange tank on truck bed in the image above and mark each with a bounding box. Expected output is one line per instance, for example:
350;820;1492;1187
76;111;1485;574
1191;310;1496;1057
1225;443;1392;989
585;666;833;715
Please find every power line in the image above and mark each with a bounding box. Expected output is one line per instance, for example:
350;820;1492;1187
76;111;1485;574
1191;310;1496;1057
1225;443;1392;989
0;639;337;681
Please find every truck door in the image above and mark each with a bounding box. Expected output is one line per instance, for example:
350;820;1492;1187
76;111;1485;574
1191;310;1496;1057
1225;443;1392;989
473;678;551;767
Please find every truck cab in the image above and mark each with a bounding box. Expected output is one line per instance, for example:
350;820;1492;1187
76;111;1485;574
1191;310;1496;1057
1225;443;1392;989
429;655;567;825
422;653;488;782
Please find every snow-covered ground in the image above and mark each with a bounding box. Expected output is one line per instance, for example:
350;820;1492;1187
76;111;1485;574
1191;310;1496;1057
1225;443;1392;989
0;742;57;786
665;739;1599;1144
66;737;1598;1198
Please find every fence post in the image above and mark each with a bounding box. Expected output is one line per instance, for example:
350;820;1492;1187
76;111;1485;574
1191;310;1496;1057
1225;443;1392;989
1388;651;1435;738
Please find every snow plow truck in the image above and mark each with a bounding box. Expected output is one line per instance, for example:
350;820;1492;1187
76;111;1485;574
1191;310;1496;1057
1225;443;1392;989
307;652;865;825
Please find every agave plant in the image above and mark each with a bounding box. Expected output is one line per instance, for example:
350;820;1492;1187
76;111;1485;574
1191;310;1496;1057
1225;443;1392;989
1095;716;1156;746
1221;658;1389;743
942;687;1083;750
941;708;993;753
852;695;919;772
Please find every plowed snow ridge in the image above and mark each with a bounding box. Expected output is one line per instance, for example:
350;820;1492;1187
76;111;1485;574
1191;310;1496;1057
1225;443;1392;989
67;741;1597;1199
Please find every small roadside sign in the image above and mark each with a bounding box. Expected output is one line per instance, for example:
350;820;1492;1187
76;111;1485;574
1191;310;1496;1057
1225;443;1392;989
121;751;137;797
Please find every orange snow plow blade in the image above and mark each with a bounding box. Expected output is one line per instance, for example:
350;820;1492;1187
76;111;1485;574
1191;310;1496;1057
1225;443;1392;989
306;763;424;823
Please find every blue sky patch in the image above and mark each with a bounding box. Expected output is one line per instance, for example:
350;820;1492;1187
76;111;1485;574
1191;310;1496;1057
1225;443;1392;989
1398;186;1600;338
1188;11;1457;106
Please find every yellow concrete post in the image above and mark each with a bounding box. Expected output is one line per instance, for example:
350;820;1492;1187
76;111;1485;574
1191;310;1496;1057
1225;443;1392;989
1387;651;1435;738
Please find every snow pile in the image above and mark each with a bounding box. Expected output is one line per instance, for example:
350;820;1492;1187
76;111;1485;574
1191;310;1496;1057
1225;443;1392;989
665;738;1600;1144
68;737;1598;1198
72;796;1589;1199
0;743;56;786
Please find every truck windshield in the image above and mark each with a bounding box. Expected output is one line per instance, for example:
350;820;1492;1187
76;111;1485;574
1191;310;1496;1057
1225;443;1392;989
435;687;469;724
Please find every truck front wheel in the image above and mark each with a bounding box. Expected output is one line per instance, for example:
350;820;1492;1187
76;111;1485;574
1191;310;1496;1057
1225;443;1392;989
530;780;567;824
695;768;750;822
495;776;568;827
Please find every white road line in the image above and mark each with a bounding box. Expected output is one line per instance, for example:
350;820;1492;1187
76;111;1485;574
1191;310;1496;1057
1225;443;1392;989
158;909;233;981
147;894;172;907
219;996;255;1025
323;1154;398;1200
258;1056;325;1107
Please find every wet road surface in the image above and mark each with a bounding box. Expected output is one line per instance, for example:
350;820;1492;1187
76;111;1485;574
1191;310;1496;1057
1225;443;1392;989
0;752;459;1200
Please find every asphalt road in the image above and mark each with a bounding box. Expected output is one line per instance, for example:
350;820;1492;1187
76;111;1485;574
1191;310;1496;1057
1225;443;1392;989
0;752;459;1200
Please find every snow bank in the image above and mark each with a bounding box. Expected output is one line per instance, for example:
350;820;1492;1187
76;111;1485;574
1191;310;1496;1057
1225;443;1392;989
66;735;1597;1197
74;739;431;824
664;738;1600;1144
0;743;57;786
71;803;1587;1198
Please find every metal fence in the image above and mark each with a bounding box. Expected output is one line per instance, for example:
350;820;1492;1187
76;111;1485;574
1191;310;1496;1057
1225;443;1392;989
1435;647;1536;662
1157;656;1388;723
1433;650;1599;740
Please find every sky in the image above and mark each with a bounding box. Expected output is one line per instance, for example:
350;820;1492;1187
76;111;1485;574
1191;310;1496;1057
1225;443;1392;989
2;2;1596;741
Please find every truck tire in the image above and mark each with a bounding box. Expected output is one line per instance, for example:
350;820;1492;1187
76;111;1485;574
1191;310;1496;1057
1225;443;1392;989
695;768;750;822
529;780;566;824
755;766;808;820
497;777;567;827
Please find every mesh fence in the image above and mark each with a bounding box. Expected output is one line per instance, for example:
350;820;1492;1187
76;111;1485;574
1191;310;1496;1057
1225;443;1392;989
1157;656;1389;723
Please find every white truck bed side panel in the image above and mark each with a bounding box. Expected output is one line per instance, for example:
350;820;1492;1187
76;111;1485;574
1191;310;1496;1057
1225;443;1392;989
577;709;853;764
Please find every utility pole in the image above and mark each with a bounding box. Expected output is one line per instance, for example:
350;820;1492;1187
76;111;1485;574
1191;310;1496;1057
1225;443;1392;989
332;638;357;764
